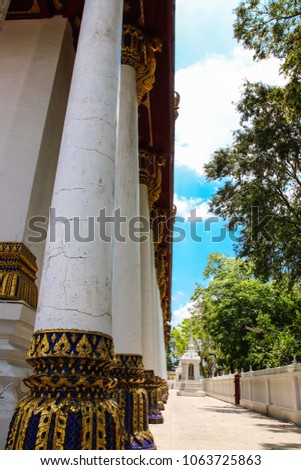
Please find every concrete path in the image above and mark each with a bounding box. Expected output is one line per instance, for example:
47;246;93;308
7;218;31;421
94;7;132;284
149;389;301;450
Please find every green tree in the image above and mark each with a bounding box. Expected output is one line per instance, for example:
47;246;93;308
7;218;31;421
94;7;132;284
166;340;175;371
204;1;301;285
170;318;192;359
204;81;301;287
234;0;301;115
245;313;299;369
192;254;300;371
234;1;301;68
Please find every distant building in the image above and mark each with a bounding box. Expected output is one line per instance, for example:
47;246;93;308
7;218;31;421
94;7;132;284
176;337;205;397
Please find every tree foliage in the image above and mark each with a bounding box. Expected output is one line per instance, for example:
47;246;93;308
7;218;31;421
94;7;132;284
204;2;301;285
234;1;301;76
191;254;301;372
234;0;301;116
204;82;301;286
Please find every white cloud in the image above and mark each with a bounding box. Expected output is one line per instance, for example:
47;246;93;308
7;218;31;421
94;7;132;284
173;193;211;219
171;301;194;327
175;46;286;175
176;0;237;19
172;290;185;302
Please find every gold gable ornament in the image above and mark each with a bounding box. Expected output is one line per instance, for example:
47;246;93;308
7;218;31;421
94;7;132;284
0;242;38;310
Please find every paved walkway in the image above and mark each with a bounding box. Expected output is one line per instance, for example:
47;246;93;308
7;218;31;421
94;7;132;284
149;389;301;450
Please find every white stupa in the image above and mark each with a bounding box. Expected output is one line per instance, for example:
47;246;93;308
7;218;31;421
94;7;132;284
176;336;205;397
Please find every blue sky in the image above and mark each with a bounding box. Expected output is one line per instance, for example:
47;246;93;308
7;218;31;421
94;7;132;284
171;0;284;325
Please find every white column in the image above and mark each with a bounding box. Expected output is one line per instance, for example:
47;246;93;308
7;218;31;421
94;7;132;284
292;376;301;410
265;376;271;406
157;293;168;380
140;152;168;379
140;184;155;369
35;0;123;333
150;235;161;377
112;64;142;355
149;235;168;379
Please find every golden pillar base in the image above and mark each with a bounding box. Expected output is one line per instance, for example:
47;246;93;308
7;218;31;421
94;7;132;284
157;381;165;410
114;354;156;450
6;330;124;450
161;379;169;404
144;370;164;424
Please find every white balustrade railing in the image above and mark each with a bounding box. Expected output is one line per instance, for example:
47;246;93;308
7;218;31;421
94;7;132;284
203;373;237;405
203;363;301;425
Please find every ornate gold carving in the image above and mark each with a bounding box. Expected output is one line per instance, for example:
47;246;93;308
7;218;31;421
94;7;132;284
139;0;145;26
122;25;163;104
139;149;165;210
114;353;144;371
75;17;81;29
124;2;131;13
153;242;172;347
36;333;50;357
0;242;38;309
149;160;165;209
27;330;115;363
174;91;180;120
137;37;162;104
122;24;145;71
113;354;156;449
155;246;168;299
154;245;171;347
141;93;154;147
151;204;168;247
7;395;123;450
161;379;169;404
143;370;164;424
6;330;124;450
172;204;177;219
53;0;64;12
76;334;93;357
53;333;71;355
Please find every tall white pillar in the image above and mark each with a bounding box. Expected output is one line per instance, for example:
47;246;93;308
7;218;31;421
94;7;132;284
111;54;157;452
156;289;168;380
6;0;124;451
151;248;162;377
151;230;168;380
112;23;162;356
140;184;155;369
111;24;162;446
139;151;166;376
112;64;142;355
35;0;122;334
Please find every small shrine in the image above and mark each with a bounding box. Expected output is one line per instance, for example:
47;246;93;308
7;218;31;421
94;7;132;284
176;336;205;397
